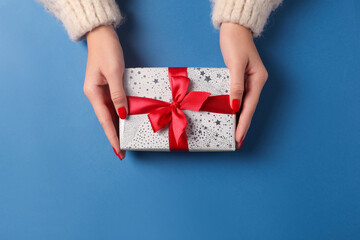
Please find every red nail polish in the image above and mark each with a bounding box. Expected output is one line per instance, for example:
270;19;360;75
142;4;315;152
112;147;123;160
117;107;127;119
237;141;244;150
237;136;244;150
232;99;240;112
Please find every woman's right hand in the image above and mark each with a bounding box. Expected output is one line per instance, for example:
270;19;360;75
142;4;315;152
84;25;127;160
220;23;268;150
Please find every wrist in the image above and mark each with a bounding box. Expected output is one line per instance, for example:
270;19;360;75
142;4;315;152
86;25;118;45
220;22;253;40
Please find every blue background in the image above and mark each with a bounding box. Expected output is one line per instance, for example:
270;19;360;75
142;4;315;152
0;0;359;239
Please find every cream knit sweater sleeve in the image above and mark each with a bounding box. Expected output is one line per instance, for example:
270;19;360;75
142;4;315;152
39;0;280;41
38;0;122;41
211;0;282;37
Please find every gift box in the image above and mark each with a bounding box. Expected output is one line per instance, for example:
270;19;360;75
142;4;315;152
119;67;236;152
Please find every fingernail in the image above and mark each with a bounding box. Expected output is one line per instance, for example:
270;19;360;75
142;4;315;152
237;136;244;150
117;107;127;119
232;99;240;112
112;147;123;160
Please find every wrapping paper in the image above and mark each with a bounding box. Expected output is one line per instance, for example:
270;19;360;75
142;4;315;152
119;67;236;151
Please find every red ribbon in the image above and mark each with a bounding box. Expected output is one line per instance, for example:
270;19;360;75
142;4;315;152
127;67;234;151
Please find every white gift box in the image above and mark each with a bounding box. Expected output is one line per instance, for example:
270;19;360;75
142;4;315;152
119;67;236;151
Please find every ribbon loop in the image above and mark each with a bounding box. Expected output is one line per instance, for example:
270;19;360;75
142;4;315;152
170;76;189;103
180;91;211;111
148;106;172;133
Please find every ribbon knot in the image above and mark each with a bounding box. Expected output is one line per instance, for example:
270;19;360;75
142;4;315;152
170;101;179;109
126;67;235;151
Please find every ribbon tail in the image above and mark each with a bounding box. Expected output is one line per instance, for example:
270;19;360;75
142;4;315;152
171;107;188;144
169;121;189;151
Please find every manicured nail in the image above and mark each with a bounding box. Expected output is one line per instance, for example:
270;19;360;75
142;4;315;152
117;107;127;119
112;147;123;160
232;99;240;112
237;136;244;150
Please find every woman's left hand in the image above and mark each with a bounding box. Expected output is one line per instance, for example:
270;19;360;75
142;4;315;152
220;22;268;150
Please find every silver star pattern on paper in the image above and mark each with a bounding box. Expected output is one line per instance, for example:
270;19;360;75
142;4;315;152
120;67;235;151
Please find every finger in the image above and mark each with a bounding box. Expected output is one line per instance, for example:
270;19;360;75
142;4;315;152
228;62;246;113
106;65;128;120
84;84;126;160
235;69;268;149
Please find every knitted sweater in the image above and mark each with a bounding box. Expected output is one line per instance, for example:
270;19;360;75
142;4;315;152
39;0;282;41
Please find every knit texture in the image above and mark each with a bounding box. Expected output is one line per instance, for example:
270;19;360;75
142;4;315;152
211;0;282;37
38;0;122;41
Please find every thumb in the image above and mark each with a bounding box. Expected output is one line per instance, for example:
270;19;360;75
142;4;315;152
107;68;128;119
229;66;246;113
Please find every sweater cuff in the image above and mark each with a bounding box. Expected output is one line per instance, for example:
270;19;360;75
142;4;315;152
39;0;122;41
211;0;282;37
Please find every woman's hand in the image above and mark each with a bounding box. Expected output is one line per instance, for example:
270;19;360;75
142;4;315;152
84;25;127;160
220;23;268;150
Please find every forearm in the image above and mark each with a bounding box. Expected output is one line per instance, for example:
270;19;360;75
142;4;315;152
211;0;282;37
38;0;122;41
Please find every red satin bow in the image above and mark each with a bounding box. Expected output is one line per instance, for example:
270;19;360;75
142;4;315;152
127;67;234;151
